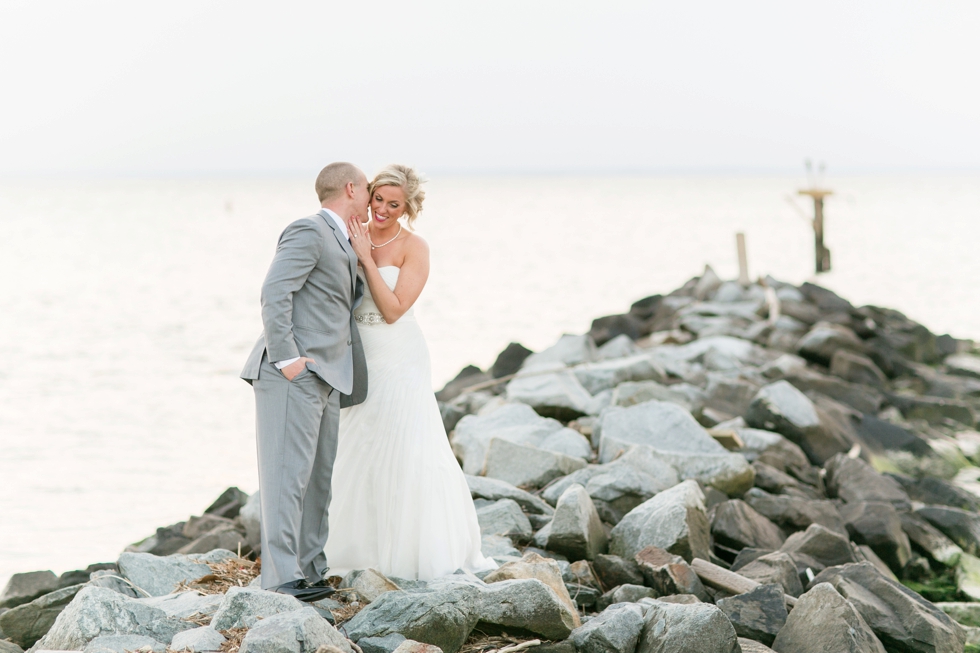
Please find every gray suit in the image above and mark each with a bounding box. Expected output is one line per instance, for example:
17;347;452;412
241;209;367;588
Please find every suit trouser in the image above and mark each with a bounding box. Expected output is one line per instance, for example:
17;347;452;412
253;356;339;589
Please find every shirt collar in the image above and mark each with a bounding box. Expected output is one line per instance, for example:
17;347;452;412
320;208;349;239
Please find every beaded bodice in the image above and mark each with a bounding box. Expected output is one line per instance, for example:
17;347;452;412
354;266;409;325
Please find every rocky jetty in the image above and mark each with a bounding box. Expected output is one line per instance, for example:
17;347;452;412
6;267;980;653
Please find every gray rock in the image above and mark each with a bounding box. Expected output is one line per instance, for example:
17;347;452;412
506;364;595;420
481;535;521;558
796;323;866;366
392;641;444;653
182;515;236;540
0;640;22;653
634;547;708;601
716;583;787;646
465;474;554;515
893;394;977;428
743;488;845;536
0;583;84;648
566;583;601;609
483;439;587;489
476;578;580;640
0;571;59;609
957;552;980;600
636;600;739;653
735;551;804;597
899;512;963;566
475;499;533;540
574;355;666;394
811;562;965;653
830;350;887;389
351;569;400;603
31;586;195;651
693;265;723;300
541;460;673;525
710;499;786;551
170;626;226;652
609;480;711;563
889;474;980;512
824;454;912;511
780;523;859;572
745;381;850;465
117;552;212;597
737;427;818;487
83;634;166;653
569;603;646;653
610;380;704;414
87;570;139;598
544;484;608;561
738;639;777;653
358;634;408;653
947;354;980;379
916;505;980;556
125;523;193;557
596;584;657;611
935;601;980;628
771;582;885;653
839;502;911;573
750;461;819;500
596;333;642;360
703;374;761;419
210;586;305;630
177;526;250;557
239;490;263;554
592;554;645;589
523;334;597;369
238;607;352;653
138;591;224;619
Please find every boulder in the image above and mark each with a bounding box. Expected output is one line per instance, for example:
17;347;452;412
350;569;400;603
916;505;980;555
358;634;408;653
477;578;581;639
784;368;883;420
177;526;250;557
522;334;597;369
31;586;194;651
0;642;23;653
204;486;249;519
506;364;595;420
771;582;885;653
0;583;85;648
475;499;533;541
710;500;786;552
596;585;657;611
481;535;521;558
573;355;666;394
779;523;858;572
541;460;671;524
139;591;224;620
563;560;601;591
824;454;912;511
117;552;213;597
170;626;226;652
746;381;850;465
182;515;236;540
592;554;645;590
392;641;443;653
569;603;646;653
596;333;643;359
608;480;711;563
810;562;965;653
83;635;166;653
0;571;60;609
490;342;534;378
483;439;587;489
738;639;777;653
935;602;980;628
734;552;804;597
743;488;846;536
544;484;609;561
210;586;305;630
890;394;977;428
839;502;912;573
636;600;739;653
465;474;554;515
716;583;787;646
238;607;352;653
239;490;263;553
898;512;963;566
436;365;489;403
590;314;644;348
125;523;193;557
889;474;980;512
737;428;818;486
482;553;579;625
634;547;708;600
750;461;819;500
796;323;865;366
703;375;761;420
956;553;980;601
610;381;701;413
830;350;887;389
946;353;980;380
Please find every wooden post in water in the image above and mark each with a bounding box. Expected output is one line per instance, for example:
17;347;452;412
736;232;749;287
798;188;833;273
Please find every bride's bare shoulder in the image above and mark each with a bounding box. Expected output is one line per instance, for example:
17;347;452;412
403;231;430;259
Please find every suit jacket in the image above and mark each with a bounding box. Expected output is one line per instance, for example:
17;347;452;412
241;209;367;408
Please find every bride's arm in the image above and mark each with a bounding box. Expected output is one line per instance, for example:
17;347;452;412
348;221;430;324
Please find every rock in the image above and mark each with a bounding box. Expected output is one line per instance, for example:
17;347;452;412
482;553;579;625
0;641;22;653
344;586;482;653
506;364;595;420
957;553;980;600
541;460;672;524
610;381;701;412
574;355;666;395
592;554;644;590
391;641;443;653
779;523;858;572
811;562;965;653
889;394;977;428
477;578;580;639
440;402;467;433
916;505;980;555
0;583;85;648
138;591;224;620
563;560;601;591
522;334;597;369
946;353;980;380
839;502;911;573
569;602;646;653
238;607;352;653
475;499;533;540
483;439;587;489
743;488;846;536
693;265;723;300
596;584;656;610
609;480;711;563
177;525;250;556
83;634;166;653
589;314;644;347
703;375;761;420
824;454;912;511
481;535;521;558
796;322;865;366
0;571;60;609
772;582;885;653
737;428;818;487
597;333;643;360
544;484;608;561
239;490;263;553
738;639;777;653
117;552;213;597
210;586;305;630
735;552;804;597
125;523;193;557
31;586;194;651
745;381;850;465
170;626;226;652
436;365;490;403
935;602;980;628
784;368;883;419
204;486;249;519
830;350;887;389
899;512;963;566
716;583;787;646
636;600;739;653
358;634;408;653
854;416;932;458
750;461;819;499
350;569;400;603
711;500;786;552
465;474;554;515
888;474;980;512
634;547;708;601
490;342;534;378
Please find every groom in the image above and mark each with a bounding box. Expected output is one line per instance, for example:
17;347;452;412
241;162;369;601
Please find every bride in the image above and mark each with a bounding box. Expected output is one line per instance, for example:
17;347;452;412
323;164;496;580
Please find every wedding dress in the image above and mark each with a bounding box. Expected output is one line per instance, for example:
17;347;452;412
323;266;496;580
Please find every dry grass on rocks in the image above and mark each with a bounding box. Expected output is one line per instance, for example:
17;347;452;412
218;627;248;653
175;557;261;595
460;633;544;653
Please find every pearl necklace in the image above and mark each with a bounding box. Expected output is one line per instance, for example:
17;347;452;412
370;224;403;250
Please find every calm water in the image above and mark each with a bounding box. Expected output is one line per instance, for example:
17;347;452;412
1;173;978;586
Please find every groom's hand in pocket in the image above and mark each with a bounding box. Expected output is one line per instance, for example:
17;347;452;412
281;357;315;381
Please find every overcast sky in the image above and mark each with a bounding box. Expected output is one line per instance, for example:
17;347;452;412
0;1;978;176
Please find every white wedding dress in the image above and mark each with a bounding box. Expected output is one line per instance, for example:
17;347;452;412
323;266;496;580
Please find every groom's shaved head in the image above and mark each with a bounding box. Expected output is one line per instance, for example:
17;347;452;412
316;162;365;202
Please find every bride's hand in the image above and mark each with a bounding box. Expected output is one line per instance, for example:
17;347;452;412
347;216;372;262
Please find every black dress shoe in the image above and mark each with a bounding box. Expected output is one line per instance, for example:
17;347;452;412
271;579;337;602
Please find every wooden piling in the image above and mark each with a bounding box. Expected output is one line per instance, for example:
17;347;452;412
798;189;833;273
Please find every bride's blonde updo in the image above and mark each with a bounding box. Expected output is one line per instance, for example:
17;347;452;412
369;164;427;229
